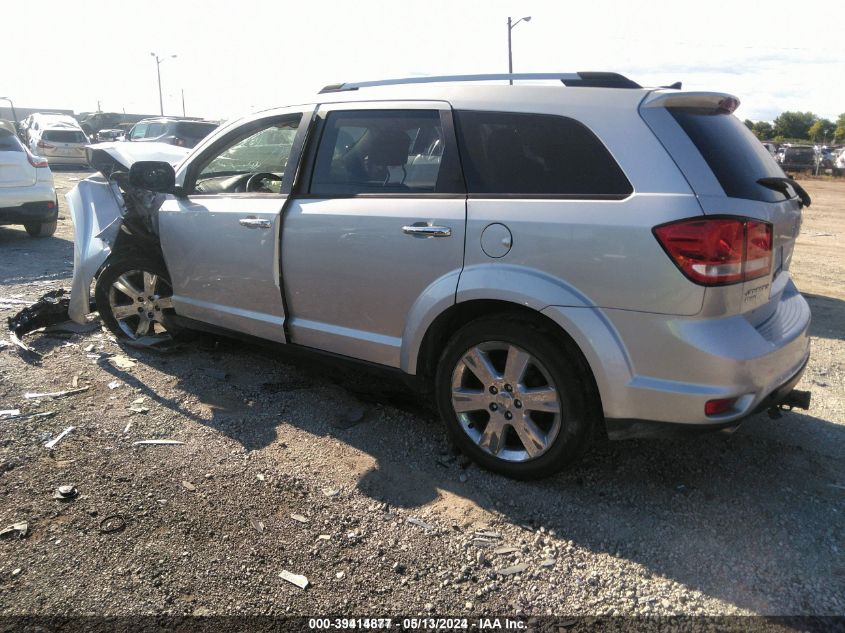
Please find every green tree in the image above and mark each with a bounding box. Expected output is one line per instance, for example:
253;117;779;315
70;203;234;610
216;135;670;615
772;111;817;140
834;113;845;143
744;119;754;130
752;121;774;139
808;118;835;143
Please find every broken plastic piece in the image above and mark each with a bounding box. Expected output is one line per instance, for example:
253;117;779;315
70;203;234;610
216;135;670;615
279;570;309;590
6;290;72;352
45;426;75;450
53;485;78;500
133;439;184;446
0;521;29;539
24;387;89;399
407;516;434;531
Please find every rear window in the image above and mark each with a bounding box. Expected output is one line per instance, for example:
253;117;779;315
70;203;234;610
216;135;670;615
0;129;23;152
174;122;217;138
669;108;784;203
454;111;632;197
42;130;87;143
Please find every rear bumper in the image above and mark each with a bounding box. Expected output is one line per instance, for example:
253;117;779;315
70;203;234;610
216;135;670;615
44;155;88;166
542;277;811;435
0;200;58;225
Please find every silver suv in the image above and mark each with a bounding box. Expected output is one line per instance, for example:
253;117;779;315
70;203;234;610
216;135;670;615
68;73;812;479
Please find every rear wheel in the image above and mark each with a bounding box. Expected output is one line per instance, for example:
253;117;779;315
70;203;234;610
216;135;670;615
435;315;598;479
95;253;182;341
24;219;57;237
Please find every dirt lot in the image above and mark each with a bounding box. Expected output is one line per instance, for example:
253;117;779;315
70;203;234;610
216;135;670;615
0;171;843;619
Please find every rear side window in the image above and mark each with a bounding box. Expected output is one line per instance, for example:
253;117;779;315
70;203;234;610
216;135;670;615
175;122;217;138
310;110;462;195
145;122;166;138
454;111;632;197
0;129;23;152
669;108;784;203
42;130;87;143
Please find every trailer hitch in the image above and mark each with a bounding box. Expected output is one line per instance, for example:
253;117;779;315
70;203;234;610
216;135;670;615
767;389;812;419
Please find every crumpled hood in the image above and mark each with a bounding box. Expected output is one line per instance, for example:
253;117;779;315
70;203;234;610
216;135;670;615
86;141;190;173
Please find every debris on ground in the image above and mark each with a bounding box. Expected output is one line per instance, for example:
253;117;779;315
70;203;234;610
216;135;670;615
279;570;309;590
332;405;367;429
52;485;78;501
290;513;308;524
0;409;21;418
6;289;71;353
133;440;184;446
44;426;75;450
497;563;528;576
250;518;265;533
43;320;99;335
475;530;502;539
322;487;339;497
0;411;55;422
123;422;132;433
128;406;150;415
0;521;29;539
24;386;89;399
182;481;197;492
99;515;126;534
107;380;122;390
407;516;434;531
109;356;137;370
493;546;518;555
124;335;175;350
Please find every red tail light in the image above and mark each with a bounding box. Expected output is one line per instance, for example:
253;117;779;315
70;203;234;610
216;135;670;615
705;397;738;416
654;217;772;286
26;149;49;168
36;140;55;149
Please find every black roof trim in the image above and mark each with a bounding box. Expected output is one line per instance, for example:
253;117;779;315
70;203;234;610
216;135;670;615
560;72;642;89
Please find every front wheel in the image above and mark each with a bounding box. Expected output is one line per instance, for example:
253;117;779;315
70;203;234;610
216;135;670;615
435;315;598;479
94;253;182;340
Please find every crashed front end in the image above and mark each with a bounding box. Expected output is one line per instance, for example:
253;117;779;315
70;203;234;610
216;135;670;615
67;143;188;324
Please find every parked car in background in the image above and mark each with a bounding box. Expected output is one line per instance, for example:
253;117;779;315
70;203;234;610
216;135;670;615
96;129;124;142
834;148;845;176
0;127;58;237
126;118;218;148
777;145;816;173
19;113;79;145
29;126;90;167
68;73;812;479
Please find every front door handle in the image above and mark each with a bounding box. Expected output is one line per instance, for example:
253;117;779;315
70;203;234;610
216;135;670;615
402;224;452;238
239;217;272;229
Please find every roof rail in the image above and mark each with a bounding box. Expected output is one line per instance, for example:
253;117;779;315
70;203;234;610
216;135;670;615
319;72;642;93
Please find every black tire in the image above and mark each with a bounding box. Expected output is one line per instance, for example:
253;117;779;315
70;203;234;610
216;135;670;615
95;251;183;340
434;314;599;480
24;219;57;237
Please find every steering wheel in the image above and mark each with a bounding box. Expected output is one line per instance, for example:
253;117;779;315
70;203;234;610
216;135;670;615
245;172;283;193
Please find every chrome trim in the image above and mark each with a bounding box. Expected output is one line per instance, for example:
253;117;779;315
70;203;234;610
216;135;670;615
402;224;452;237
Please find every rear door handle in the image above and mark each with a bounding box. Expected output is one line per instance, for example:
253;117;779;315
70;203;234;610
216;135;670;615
402;224;452;238
239;217;272;229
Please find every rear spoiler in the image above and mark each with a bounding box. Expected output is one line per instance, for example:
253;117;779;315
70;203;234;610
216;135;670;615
640;91;740;113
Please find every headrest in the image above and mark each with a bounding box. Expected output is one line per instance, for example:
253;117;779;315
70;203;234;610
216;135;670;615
367;129;410;166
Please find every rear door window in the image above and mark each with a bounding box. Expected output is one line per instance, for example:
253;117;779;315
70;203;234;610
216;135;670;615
454;110;632;197
145;122;166;138
42;130;87;143
0;129;23;152
669;108;785;203
309;110;462;195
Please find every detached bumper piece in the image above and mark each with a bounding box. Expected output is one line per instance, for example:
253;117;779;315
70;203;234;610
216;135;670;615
7;289;71;354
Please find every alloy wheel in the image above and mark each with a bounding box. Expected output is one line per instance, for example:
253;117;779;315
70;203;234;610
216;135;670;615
107;270;175;339
450;341;562;462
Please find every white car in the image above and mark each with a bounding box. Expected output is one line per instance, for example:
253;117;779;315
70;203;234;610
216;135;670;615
0;127;58;237
28;124;90;167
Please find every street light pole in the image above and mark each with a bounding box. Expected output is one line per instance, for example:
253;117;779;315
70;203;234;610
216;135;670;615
507;16;532;85
0;96;18;127
151;52;177;116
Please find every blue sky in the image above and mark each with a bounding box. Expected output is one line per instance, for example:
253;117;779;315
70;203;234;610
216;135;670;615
4;0;843;123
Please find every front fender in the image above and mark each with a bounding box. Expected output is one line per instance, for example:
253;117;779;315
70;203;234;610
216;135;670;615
67;177;125;323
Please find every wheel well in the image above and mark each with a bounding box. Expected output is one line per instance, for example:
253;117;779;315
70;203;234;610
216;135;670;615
416;300;597;391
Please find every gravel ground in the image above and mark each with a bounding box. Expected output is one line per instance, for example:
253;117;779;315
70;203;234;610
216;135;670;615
0;171;843;618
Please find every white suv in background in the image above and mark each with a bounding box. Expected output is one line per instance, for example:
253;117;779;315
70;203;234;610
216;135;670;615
0;127;58;237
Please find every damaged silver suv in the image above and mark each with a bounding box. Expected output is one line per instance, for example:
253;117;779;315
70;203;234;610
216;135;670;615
67;73;812;479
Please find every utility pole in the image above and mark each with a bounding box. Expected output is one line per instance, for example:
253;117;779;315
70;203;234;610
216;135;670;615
507;16;532;85
181;89;186;117
151;52;177;116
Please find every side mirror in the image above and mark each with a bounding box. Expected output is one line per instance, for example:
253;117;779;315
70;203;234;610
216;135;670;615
129;161;176;193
